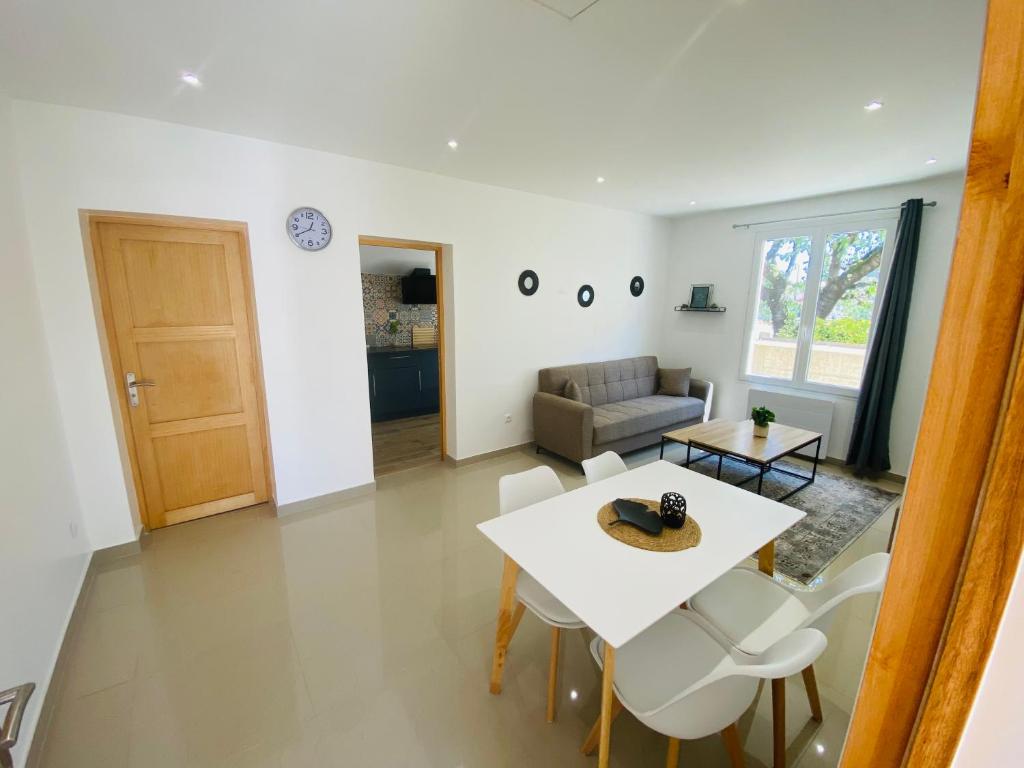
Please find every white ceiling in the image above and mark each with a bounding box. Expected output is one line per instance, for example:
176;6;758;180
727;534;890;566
359;246;434;276
0;0;987;215
530;0;603;20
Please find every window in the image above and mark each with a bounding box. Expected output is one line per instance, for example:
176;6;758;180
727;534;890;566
743;220;893;393
747;235;812;381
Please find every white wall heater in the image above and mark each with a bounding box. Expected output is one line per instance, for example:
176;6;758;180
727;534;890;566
746;388;834;459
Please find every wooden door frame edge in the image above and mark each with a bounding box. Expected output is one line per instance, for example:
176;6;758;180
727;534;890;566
909;297;1024;764
80;210;277;530
358;235;449;460
839;0;1024;764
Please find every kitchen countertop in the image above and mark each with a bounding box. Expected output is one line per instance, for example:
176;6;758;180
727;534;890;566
366;344;438;354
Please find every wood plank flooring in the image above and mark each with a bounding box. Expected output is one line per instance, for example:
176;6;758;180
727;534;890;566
372;413;441;475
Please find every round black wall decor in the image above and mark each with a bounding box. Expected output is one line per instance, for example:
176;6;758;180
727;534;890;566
518;269;539;296
630;276;645;297
577;284;595;307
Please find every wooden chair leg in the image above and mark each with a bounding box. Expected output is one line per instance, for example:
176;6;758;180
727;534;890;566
508;602;526;640
598;644;616;768
666;737;681;768
721;723;745;768
581;695;623;755
758;540;775;576
771;677;786;768
489;557;520;694
801;665;824;723
546;627;561;723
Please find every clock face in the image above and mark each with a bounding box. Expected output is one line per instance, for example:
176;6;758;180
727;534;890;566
287;207;332;251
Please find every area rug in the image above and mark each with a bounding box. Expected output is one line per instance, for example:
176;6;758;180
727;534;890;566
684;453;900;585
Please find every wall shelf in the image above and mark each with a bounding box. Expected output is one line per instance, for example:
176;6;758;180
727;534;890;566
674;306;727;313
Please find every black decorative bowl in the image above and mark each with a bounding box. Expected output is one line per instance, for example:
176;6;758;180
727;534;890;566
659;492;687;529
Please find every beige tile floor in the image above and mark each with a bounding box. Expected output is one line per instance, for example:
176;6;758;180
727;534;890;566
36;443;900;768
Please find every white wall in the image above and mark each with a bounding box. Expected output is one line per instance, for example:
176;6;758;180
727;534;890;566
659;173;964;475
11;101;670;549
0;94;91;764
358;245;434;275
954;560;1024;766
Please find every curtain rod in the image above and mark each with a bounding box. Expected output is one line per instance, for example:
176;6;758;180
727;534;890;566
731;200;937;230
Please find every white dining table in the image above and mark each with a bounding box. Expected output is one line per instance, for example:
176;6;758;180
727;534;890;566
477;459;806;768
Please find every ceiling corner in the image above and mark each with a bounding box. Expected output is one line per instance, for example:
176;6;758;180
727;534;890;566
529;0;603;21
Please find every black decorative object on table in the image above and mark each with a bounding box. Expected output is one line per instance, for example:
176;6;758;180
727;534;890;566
659;492;687;529
610;498;663;535
518;269;539;296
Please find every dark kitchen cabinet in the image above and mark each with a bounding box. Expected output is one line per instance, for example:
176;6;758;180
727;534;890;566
419;350;440;412
367;347;440;422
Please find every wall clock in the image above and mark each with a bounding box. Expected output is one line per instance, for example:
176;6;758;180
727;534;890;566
286;207;332;251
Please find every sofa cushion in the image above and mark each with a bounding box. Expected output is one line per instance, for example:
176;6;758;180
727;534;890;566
592;396;706;445
658;367;692;397
538;356;658;406
564;379;583;402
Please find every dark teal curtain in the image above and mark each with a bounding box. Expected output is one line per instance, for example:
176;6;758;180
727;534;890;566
846;198;923;476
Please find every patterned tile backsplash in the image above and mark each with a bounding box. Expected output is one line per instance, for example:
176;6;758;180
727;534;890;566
361;273;439;346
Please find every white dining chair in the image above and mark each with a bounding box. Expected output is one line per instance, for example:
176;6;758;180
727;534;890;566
497;466;587;722
689;552;890;767
582;610;826;767
581;451;628;484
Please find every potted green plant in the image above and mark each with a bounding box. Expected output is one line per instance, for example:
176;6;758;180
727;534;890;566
388;319;399;336
751;406;775;438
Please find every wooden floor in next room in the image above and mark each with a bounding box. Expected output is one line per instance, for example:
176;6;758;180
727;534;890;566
372;413;441;475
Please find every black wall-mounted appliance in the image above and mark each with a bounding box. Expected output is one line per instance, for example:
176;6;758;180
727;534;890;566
401;268;437;304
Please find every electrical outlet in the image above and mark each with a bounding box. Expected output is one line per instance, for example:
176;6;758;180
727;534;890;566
504;414;512;424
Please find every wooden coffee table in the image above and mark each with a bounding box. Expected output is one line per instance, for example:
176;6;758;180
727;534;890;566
661;418;823;501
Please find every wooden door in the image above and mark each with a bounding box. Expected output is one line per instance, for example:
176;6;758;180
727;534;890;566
91;217;271;529
840;0;1024;764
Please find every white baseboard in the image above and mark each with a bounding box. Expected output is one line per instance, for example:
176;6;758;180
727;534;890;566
275;482;377;517
443;442;531;467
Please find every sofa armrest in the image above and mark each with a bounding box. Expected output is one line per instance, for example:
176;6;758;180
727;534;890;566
533;392;594;463
689;378;714;421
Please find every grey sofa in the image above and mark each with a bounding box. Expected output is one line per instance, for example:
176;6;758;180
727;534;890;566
533;356;713;464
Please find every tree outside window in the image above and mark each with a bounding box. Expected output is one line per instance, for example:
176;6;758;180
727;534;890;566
746;224;890;390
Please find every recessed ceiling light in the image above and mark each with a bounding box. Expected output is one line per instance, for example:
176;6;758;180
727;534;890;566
816;744;826;755
596;176;606;184
570;689;579;701
864;100;884;111
689;200;697;206
447;139;459;150
925;157;938;165
180;72;201;87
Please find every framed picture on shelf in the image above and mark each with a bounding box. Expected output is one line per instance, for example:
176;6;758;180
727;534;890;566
689;284;713;309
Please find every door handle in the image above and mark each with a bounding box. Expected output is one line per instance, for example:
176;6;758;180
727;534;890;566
418;370;422;391
0;682;35;767
372;374;377;398
125;372;156;407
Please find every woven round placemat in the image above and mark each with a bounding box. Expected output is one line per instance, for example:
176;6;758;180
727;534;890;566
597;498;702;553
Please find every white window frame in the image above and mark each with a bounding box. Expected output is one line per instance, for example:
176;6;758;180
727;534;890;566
739;213;898;398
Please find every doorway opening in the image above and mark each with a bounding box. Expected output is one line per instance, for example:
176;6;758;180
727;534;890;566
358;236;447;476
